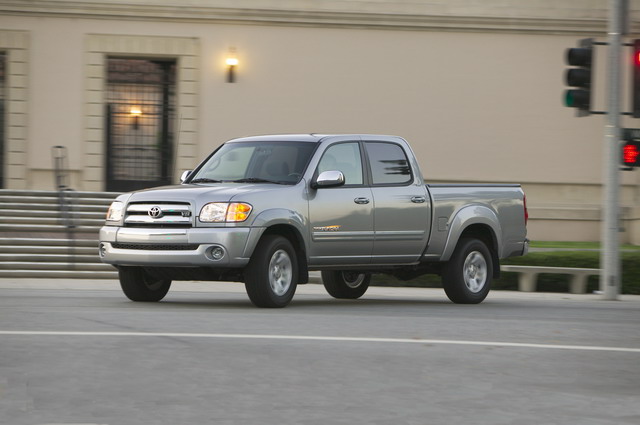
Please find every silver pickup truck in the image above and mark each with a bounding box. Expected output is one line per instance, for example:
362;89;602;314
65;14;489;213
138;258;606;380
99;134;528;307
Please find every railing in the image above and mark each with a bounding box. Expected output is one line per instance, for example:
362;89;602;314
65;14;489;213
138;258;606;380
52;146;76;266
501;265;601;294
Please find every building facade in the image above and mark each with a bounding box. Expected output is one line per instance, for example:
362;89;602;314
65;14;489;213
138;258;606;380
1;0;640;242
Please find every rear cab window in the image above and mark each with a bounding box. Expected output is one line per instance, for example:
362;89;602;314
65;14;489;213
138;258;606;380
364;142;412;185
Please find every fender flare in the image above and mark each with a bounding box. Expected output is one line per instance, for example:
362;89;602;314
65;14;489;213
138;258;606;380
242;208;308;259
440;205;502;262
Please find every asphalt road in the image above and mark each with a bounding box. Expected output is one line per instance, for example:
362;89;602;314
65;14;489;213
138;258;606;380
1;280;639;425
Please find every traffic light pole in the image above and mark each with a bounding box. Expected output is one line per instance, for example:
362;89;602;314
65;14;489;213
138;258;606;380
601;0;624;300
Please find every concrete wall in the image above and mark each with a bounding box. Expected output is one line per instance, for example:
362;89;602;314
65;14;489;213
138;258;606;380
1;0;640;243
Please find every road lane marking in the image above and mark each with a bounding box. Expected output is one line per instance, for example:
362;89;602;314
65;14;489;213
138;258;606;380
1;330;639;353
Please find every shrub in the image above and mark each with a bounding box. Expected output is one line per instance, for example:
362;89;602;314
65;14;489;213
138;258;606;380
500;251;640;295
371;251;640;295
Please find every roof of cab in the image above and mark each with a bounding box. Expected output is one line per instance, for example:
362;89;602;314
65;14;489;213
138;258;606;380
226;134;330;143
225;134;402;143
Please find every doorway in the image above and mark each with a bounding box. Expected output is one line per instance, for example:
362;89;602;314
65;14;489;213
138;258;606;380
105;58;176;192
0;52;5;188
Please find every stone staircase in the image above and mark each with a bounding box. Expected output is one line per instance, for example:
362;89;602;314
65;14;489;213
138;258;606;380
0;189;120;279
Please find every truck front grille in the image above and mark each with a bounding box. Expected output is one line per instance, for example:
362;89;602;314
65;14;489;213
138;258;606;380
124;202;193;227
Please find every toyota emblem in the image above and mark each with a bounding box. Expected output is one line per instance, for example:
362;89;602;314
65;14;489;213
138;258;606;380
148;206;163;218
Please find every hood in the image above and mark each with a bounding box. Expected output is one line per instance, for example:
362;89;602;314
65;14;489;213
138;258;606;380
126;183;292;205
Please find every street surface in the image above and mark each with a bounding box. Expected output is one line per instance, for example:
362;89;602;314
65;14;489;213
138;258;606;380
1;279;639;425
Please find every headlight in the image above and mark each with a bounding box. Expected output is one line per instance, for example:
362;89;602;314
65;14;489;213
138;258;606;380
200;203;227;222
106;201;124;222
200;202;252;223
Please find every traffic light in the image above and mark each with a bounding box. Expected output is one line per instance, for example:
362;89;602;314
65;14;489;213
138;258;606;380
564;38;594;117
632;39;640;118
622;140;640;167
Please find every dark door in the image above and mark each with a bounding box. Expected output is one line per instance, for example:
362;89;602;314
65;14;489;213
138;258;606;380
105;58;176;192
0;52;5;188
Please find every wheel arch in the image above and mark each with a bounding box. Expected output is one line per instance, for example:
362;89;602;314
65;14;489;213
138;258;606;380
457;224;500;278
440;205;502;278
257;223;309;284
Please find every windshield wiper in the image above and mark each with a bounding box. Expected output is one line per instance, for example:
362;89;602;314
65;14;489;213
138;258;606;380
231;178;287;184
189;178;224;184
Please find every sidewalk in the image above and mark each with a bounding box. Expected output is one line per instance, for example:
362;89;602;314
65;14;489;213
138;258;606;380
1;277;639;302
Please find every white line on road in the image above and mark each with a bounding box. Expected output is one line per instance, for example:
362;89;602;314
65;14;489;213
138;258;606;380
1;330;639;353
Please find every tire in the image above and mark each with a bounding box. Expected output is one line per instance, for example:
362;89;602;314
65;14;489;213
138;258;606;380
322;271;371;299
442;238;493;304
118;266;172;302
244;235;298;308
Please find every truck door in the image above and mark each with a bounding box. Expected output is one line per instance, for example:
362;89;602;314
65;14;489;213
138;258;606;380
307;142;374;266
364;140;431;263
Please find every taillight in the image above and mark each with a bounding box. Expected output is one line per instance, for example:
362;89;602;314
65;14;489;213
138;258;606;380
523;194;529;226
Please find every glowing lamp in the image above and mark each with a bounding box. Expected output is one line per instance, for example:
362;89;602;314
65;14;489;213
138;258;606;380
226;49;238;83
130;106;142;129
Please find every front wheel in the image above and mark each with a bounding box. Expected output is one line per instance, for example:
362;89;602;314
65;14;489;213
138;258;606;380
322;271;371;299
442;238;493;304
244;235;298;308
118;266;172;302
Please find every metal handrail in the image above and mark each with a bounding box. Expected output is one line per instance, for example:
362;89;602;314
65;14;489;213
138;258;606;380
52;146;76;267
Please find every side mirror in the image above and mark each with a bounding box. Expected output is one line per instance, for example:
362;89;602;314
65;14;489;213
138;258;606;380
180;170;192;183
312;170;345;189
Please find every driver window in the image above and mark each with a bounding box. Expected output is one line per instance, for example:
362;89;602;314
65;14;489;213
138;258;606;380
317;142;363;185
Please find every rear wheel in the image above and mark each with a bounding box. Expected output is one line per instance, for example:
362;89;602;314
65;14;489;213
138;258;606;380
244;235;298;308
118;266;172;302
442;238;493;304
322;271;371;299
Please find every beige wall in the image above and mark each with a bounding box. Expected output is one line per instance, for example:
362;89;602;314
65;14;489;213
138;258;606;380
0;30;28;189
1;0;640;242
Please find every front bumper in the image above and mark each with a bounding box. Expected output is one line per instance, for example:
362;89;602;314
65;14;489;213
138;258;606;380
98;226;256;267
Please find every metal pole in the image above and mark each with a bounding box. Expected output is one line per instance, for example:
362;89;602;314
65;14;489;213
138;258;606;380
601;0;624;300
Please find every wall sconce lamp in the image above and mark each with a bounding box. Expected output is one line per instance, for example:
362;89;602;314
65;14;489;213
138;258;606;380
130;106;142;129
226;49;238;83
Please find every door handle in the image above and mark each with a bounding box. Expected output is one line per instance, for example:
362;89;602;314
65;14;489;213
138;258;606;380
411;196;426;203
354;197;370;205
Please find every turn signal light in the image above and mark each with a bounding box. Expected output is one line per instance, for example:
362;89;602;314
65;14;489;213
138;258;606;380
226;203;252;222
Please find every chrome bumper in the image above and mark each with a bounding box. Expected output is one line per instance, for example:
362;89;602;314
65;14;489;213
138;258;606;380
99;226;255;267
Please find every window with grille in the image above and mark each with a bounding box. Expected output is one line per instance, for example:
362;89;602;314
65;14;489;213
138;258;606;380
0;52;5;188
105;58;176;192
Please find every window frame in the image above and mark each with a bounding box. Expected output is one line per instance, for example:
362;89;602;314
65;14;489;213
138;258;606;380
313;141;367;187
363;141;414;187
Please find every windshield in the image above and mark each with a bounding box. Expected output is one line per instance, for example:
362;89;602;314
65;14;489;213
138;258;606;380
189;141;317;185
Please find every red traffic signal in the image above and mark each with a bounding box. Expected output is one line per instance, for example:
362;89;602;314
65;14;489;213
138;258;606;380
622;140;640;167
